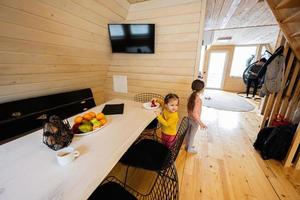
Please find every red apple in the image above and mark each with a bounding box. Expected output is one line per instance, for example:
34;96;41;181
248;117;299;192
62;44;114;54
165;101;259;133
151;99;156;107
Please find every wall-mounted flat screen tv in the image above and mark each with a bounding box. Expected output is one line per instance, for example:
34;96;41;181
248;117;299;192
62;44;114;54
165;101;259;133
108;24;155;54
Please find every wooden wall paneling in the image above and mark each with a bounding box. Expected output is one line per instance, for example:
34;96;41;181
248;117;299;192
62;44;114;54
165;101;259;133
285;79;300;120
0;0;129;104
0;0;108;35
0;37;108;58
193;0;206;79
279;62;300;115
95;0;128;18
105;78;191;92
0;5;105;42
42;0;124;21
127;13;201;26
284;125;300;167
267;46;294;126
0;77;105;103
0;51;110;65
128;0;199;12
0;64;107;75
106;0;204;117
0;21;108;51
0;70;106;85
116;0;130;10
106;72;192;84
111;58;196;67
111;52;197;60
127;2;202;20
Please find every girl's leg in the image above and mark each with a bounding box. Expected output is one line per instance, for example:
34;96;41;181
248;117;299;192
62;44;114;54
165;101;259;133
186;118;199;153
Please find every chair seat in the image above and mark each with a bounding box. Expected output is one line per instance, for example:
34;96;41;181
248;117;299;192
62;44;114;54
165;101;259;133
120;139;171;171
88;182;137;200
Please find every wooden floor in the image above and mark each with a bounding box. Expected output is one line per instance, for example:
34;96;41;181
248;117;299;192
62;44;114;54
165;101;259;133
176;105;300;200
108;98;300;200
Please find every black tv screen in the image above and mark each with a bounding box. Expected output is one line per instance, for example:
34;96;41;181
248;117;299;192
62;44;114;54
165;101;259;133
108;24;155;54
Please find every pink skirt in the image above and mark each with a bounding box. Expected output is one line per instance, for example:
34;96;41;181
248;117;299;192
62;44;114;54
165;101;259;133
161;132;176;148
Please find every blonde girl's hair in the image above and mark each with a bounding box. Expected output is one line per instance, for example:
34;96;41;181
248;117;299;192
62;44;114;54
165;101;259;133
164;93;179;105
187;79;205;112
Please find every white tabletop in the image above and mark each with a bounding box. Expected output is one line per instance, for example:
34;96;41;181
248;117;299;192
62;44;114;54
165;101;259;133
0;99;157;200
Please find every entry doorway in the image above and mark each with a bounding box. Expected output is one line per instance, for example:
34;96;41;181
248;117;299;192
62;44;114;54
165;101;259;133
203;50;228;89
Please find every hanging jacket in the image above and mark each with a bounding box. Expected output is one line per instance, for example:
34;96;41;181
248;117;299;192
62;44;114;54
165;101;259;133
260;55;285;96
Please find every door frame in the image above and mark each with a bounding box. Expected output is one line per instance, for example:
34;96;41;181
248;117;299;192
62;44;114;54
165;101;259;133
202;46;231;90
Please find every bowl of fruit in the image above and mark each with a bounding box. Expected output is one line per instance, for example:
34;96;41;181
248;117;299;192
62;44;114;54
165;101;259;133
142;99;160;110
71;112;109;136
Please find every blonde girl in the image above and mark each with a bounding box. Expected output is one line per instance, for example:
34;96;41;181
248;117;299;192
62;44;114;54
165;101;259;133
156;93;179;148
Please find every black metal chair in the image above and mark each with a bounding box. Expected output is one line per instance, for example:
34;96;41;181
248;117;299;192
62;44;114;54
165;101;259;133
89;118;189;200
133;93;164;140
120;117;189;175
88;163;179;200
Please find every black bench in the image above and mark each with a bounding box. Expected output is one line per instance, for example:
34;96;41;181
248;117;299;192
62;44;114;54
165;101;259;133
0;88;96;144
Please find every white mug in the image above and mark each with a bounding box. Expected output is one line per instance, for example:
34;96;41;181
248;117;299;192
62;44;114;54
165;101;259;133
56;147;80;166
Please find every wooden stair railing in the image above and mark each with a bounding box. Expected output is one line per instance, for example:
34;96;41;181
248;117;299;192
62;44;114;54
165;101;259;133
259;32;300;170
261;0;300;170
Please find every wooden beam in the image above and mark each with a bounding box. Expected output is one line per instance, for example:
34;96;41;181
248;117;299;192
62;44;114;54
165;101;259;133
220;0;241;29
206;24;278;31
284;124;300;167
285;80;300;120
285;62;300;96
260;95;269;115
291;31;300;38
276;31;285;47
260;94;275;129
266;0;300;61
276;0;300;10
283;41;290;57
279;62;300;116
281;10;300;24
295;153;300;170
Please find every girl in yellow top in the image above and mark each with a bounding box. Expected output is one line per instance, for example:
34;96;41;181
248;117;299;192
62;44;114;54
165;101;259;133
155;93;179;148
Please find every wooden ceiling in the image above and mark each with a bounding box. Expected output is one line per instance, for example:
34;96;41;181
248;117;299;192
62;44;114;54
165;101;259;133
266;0;300;60
205;0;279;45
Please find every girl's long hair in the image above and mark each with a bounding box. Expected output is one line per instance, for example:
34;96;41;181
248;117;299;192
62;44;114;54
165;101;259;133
187;79;205;112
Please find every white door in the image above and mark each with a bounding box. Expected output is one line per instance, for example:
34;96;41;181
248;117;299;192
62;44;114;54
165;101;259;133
205;51;227;89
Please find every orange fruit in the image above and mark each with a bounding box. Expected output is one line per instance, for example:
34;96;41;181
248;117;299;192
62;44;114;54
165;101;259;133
100;118;107;125
83;113;92;120
88;112;96;118
96;113;105;120
74;116;83;124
